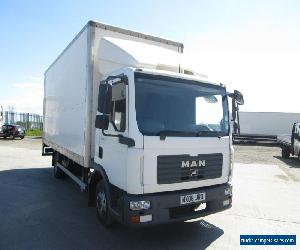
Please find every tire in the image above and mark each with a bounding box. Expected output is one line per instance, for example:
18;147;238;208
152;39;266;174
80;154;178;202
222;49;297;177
20;135;24;139
53;154;65;179
96;180;114;227
281;147;290;159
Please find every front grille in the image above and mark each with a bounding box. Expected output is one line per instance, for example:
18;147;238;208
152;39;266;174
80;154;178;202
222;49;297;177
157;154;223;184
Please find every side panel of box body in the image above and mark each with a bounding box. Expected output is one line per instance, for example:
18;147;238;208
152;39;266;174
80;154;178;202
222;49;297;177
44;27;90;167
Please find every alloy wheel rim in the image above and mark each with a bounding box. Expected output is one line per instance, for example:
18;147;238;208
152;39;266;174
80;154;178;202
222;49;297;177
97;191;107;217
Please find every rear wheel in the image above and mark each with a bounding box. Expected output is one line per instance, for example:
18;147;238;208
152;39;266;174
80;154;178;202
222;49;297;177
96;180;113;227
281;147;290;159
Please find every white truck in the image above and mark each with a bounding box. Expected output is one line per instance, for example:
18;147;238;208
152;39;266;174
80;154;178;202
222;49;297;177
43;21;243;227
277;122;300;160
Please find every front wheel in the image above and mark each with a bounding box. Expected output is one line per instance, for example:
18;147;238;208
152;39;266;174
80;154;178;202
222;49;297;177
96;180;114;227
20;135;24;139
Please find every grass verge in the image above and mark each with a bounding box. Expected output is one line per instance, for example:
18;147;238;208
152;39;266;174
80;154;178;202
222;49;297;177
25;129;42;136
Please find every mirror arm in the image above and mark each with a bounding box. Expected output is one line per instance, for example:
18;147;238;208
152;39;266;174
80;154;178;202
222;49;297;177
101;129;135;147
101;128;119;138
106;74;128;85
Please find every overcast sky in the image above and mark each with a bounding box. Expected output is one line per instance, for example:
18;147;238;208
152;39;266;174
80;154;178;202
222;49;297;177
0;0;299;114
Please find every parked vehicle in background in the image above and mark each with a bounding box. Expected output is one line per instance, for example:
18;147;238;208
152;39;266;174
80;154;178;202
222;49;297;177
0;124;25;139
235;112;300;143
277;122;300;160
42;21;244;227
0;106;3;128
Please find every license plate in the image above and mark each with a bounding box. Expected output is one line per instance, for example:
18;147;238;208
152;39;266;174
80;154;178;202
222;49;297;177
180;192;205;205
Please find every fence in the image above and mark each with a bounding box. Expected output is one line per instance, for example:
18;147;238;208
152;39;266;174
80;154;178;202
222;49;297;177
3;111;43;130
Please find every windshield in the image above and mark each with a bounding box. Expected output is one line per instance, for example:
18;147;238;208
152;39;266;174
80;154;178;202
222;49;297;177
134;72;229;137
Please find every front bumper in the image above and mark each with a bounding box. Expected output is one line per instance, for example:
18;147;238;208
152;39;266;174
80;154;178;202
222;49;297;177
121;183;232;226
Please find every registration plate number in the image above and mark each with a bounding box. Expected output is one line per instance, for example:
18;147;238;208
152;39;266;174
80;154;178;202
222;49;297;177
180;192;205;205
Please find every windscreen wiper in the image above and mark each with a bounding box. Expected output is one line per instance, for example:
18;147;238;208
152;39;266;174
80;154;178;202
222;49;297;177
157;130;197;140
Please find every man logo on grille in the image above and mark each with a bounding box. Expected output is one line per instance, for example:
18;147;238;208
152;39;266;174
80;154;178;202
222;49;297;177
181;160;206;168
190;169;199;176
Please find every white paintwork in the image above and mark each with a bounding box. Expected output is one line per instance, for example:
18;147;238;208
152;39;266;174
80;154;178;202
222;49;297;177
239;112;300;136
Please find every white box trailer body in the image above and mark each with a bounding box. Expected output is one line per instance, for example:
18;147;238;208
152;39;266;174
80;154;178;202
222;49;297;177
239;112;300;137
44;21;183;168
43;21;237;227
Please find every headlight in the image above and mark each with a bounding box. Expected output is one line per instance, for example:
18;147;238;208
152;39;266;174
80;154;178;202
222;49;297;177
18;128;22;132
129;200;151;210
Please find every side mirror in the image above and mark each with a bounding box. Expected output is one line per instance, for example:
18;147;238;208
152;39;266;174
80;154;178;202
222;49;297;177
233;90;244;105
95;115;109;130
98;83;112;114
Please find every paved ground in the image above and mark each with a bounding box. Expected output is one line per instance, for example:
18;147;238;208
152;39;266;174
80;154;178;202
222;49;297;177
0;138;299;249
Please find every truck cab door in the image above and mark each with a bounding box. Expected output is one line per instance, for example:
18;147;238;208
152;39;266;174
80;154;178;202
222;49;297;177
95;78;129;190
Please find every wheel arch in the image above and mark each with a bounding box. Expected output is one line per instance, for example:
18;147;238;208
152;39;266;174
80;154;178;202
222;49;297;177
88;162;111;207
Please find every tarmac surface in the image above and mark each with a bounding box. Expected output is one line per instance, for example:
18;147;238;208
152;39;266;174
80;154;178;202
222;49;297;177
0;138;299;249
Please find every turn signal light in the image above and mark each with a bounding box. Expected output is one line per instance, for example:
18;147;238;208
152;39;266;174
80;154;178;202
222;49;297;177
129;215;140;223
129;214;153;223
